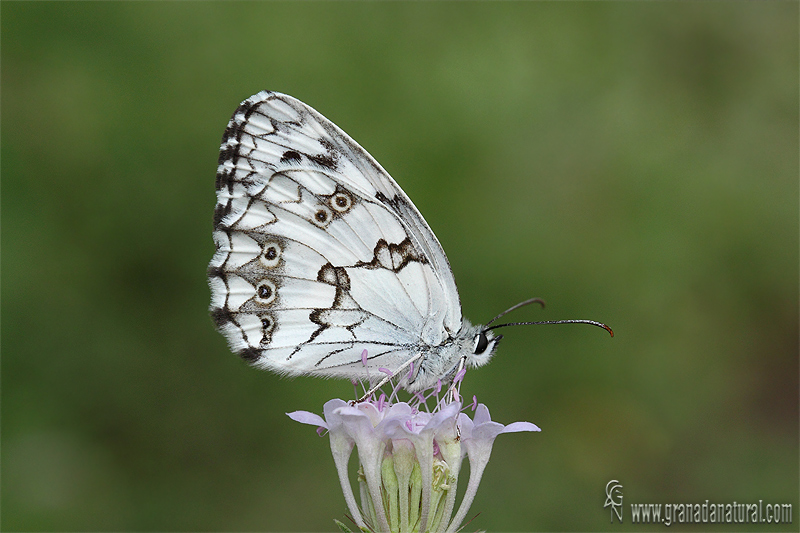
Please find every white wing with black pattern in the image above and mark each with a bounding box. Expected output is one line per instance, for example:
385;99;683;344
208;91;500;391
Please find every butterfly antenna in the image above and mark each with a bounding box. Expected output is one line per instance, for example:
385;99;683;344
486;319;614;337
485;297;546;328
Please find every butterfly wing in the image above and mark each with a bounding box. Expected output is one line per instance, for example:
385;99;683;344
209;91;462;381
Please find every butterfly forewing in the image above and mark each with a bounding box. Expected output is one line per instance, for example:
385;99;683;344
209;91;463;381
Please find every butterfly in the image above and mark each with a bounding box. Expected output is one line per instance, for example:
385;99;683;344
208;91;611;397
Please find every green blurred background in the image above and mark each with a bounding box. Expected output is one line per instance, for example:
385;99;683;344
3;2;797;531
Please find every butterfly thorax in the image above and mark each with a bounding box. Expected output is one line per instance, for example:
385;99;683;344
403;320;501;392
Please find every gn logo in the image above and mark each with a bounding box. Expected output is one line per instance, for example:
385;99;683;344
604;480;624;523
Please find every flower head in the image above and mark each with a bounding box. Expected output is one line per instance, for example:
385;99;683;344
288;385;539;532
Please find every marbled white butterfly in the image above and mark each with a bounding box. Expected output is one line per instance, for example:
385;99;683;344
209;91;611;397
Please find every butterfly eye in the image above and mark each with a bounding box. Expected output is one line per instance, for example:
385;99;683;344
474;331;489;355
330;192;352;213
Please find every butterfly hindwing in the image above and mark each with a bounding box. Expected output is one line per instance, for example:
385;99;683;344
209;91;463;381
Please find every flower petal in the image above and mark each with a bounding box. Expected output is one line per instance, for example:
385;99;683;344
286;410;328;429
503;421;541;433
472;421;506;442
425;400;461;431
375;402;414;433
323;399;350;428
472;403;492;426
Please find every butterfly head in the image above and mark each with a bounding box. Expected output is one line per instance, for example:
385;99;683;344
466;328;502;368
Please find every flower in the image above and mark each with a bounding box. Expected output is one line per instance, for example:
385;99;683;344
288;386;540;532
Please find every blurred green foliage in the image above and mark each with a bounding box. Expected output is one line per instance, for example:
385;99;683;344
3;2;797;531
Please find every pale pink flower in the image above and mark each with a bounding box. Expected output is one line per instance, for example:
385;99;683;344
288;386;539;532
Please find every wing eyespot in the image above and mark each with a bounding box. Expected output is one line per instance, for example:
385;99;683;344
330;192;353;213
259;313;276;344
255;279;277;304
311;205;333;227
260;242;282;267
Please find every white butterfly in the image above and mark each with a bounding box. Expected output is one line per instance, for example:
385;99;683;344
209;91;610;396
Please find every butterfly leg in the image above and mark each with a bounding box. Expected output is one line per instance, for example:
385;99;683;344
355;352;424;403
447;356;467;403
